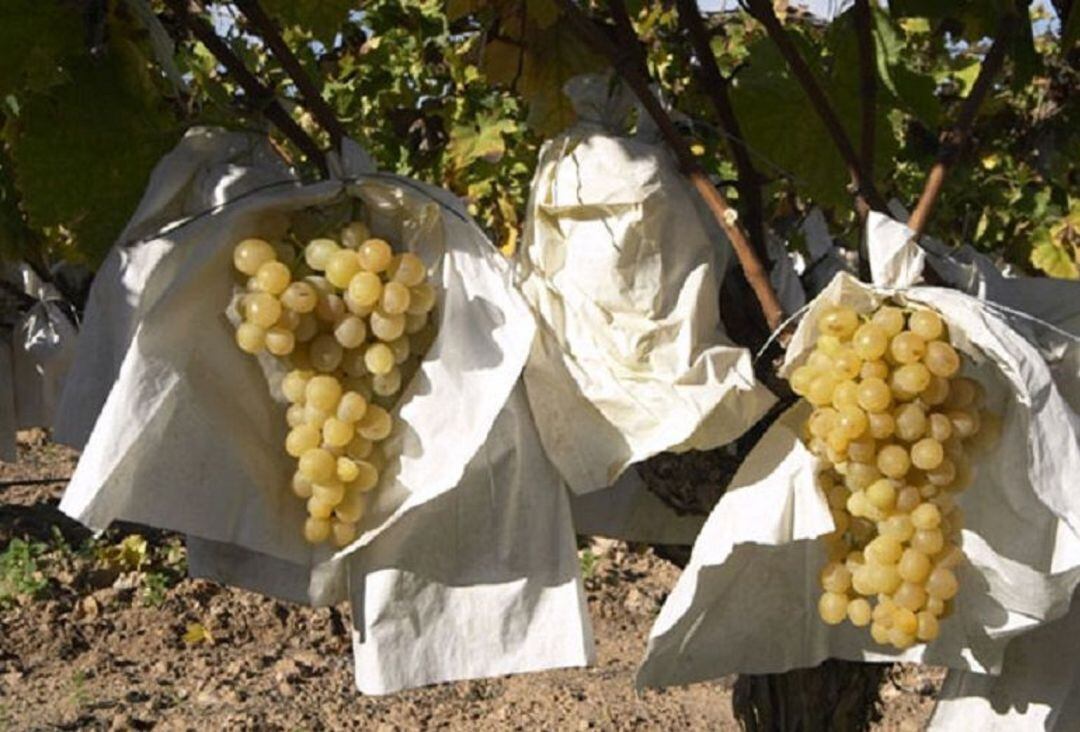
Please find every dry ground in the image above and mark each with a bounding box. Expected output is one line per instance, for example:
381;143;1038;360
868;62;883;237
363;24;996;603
0;432;942;730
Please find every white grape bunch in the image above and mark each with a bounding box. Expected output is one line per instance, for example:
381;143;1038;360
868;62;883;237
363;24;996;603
231;221;436;548
790;302;998;650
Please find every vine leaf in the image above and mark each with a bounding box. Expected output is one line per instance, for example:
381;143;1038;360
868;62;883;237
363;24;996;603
10;44;180;266
1030;205;1080;279
447;112;517;168
0;0;81;97
260;0;355;42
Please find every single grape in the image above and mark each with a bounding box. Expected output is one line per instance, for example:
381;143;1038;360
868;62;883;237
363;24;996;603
358;239;393;272
915;611;939;641
831;380;859;410
852;324;888;360
407;282;436;315
292;472;313;499
893;581;927;612
337;391;368;423
332;520;358;548
872;598;897;627
306;375;342;412
255;261;291;295
372;367;402;397
888;627;916;650
866;479;897;510
370;309;406;342
336;456;361;483
275;308;300;331
898;548;932;583
389;252;426;287
303;516;332;544
909;309;944;341
295;314;319;342
836;406;868;439
334;316;367;349
381;281;412;315
285;424;321;457
235;322;266;354
310;334;344;373
364;343;395;375
927;413;953;442
349;461;379;494
844;462;880;491
921;376;950;406
847;598;872;627
807;375;837;407
818;592;849;625
911;438;944;470
948;410;980;439
894;363;931;394
890;331;927;365
894;403;927;442
847;438;876;464
315;293;346;323
926;458;957;488
818;305;860;339
265;327;296;356
323;417;355;448
926;566;959;600
868;412;895;440
911;502;941;530
405;311;428;335
860;360;890;381
233;238;276;276
944;378;977;409
286;404;306;428
299;448;336;483
345;435;374;461
388;336;411;364
893;607;918;636
832;350;862;380
871;306;906;337
866;562;901;594
304;238;339;270
357;405;392;441
865;535;903;565
895;485;921;514
924;341;960;378
334;491;366;523
790;366;817;396
879;514;915;543
911;528;945;555
307;495;335;520
877;444;911;479
312;480;346;506
820;562;852;594
326;250;362;289
347;271;382;309
870;622;891;644
340;221;371;249
857;378;892;412
303;404;331;426
246;292;283;328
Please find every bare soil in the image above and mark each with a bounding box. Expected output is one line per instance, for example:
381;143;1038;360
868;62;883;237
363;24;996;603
0;433;942;731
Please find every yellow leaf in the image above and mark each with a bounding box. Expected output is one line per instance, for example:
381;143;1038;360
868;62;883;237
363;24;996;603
499;226;519;258
690;142;706;157
980;153;1001;171
183;623;215;645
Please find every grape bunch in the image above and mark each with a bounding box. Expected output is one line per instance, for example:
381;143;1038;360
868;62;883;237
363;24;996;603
231;221;437;548
790;302;995;650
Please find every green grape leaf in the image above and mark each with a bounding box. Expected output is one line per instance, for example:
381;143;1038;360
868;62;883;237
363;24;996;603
261;0;355;42
890;0;1006;40
10;46;180;266
1030;237;1079;279
870;8;940;126
0;0;82;97
448;113;517;168
1065;1;1080;48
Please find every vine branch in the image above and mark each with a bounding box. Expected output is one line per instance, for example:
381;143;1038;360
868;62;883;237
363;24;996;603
675;0;769;265
852;0;876;181
743;0;886;217
162;0;328;175
233;0;347;150
554;0;785;332
907;12;1015;238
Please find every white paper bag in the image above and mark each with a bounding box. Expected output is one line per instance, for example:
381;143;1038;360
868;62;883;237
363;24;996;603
0;332;15;462
638;213;1080;688
59;129;595;693
517;74;775;493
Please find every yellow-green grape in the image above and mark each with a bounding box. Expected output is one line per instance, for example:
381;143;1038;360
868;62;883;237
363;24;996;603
254;261;291;296
866;479;897;511
807;375;837;407
790;366;817;396
304;238;339;271
894;403;927;442
879;514;915;542
847;437;876;464
407;282;436;315
275;308;300;331
861;360;889;380
358;239;393;272
295;313;319;342
381;281;412;316
307;495;335;520
292;472;313;499
894;581;927;612
867;562;902;594
909;309;944;341
852;324;889;360
808;351;834;372
831;380;859;410
388;336;411;365
405;311;428;335
337;391;368;423
898;548;932;583
233;238;277;276
334;490;366;523
925;597;948;617
911;528;945;555
888;627;916;650
299;448;336;483
877;444;911;479
927;413;952;443
265;327;296;356
286;404;306;428
818;305;860;339
868;412;895;440
922;376;950;406
826;429;849;457
345;435;373;461
336;456;360;483
304;404;331;427
285;424;321;457
895;363;932;394
911;502;941;530
332;520;358;548
357;404;392;441
870;622;891;645
312;480;345;506
911;438;944;470
818;592;849;625
235;322;266;354
948;410;980;440
924;341;960;378
323;417;355;448
344;290;375;317
893;607;918;636
844;462;880;491
352;460;380;492
305;375;342;412
364;343;395;375
836;406;868;439
832;350;862;380
282;370;312;403
944;378;977;409
245;292;282;328
890;332;927;365
847;598;872;627
857;378;892;412
326;250;362;289
935;545;965;571
315;293;346;323
896;485;922;513
347;271;382;309
916;611;940;641
851;566;876;596
390;252;426;287
342;349;368;378
820;562;852;593
340;221;371;249
926;567;959;600
370;308;406;342
334;315;367;349
865;535;903;565
372;367;402;397
303;516;332;544
307;274;334;294
871;306;906;337
872;598;897;626
310;334;344;373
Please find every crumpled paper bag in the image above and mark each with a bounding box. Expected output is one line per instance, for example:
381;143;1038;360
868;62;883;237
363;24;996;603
517;73;775;494
58;128;594;693
637;212;1080;688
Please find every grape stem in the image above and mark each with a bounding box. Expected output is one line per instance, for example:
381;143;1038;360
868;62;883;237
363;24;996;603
906;7;1020;239
161;0;329;176
555;0;786;333
232;0;347;151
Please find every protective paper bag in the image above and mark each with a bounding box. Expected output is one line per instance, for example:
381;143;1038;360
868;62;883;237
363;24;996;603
0;333;15;462
59;129;599;693
638;213;1080;688
569;468;705;546
517;73;775;493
